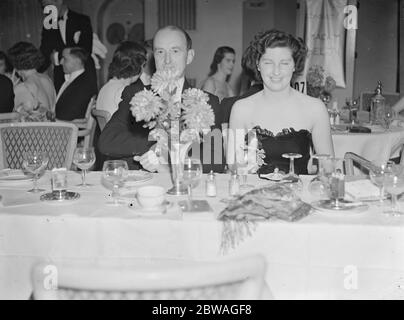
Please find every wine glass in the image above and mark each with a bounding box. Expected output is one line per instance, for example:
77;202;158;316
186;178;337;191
236;145;255;190
22;151;49;193
383;168;404;216
73;147;96;187
308;154;331;199
282;153;303;191
182;157;203;211
102;160;129;205
369;162;394;205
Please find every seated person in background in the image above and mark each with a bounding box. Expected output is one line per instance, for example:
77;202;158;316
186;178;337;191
55;47;97;121
98;25;225;173
221;45;263;124
392;96;404;118
0;74;14;113
227;29;334;175
201;46;235;102
0;51;14;80
7;42;56;121
97;41;147;117
139;39;155;86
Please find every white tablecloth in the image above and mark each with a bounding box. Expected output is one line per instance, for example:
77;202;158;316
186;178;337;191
1;171;404;300
332;125;404;164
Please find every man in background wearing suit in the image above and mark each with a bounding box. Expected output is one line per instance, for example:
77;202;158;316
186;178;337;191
39;0;96;93
55;47;97;121
98;26;225;173
0;74;14;113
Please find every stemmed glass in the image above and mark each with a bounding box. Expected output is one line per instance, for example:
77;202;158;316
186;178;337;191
369;162;394;205
282;153;303;191
181;157;203;212
73;147;96;187
22;151;49;193
383;105;393;130
308;154;331;199
383;167;404;216
102;160;129;205
236;145;255;190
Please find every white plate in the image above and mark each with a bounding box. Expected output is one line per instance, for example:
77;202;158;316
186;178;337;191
311;200;369;214
128;200;174;216
125;171;153;186
0;169;32;181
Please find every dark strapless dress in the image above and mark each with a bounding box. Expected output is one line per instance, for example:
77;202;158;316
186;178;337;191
252;126;313;175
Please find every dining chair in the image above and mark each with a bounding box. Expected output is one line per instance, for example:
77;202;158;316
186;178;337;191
71;96;97;149
360;91;401;112
0;112;19;124
344;152;380;176
91;109;111;131
31;255;268;300
0;122;78;170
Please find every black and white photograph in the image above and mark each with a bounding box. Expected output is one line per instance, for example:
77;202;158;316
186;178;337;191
0;0;403;304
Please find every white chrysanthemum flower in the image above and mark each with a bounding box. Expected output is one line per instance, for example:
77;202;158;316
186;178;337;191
183;101;215;133
151;67;179;96
182;88;209;105
130;89;164;122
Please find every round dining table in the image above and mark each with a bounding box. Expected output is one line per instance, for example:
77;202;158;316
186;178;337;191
0;170;404;300
331;123;404;164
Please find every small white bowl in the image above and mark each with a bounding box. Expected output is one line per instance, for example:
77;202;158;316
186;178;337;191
137;185;166;209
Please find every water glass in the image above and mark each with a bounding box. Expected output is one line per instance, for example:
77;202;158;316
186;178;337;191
51;168;68;200
383;167;404;216
183;157;202;210
22;151;49;193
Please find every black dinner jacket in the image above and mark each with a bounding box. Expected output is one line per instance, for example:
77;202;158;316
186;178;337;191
39;9;95;92
55;70;97;121
40;9;93;71
98;79;226;173
0;75;14;113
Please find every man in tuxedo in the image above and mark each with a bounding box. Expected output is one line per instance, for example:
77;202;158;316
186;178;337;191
98;26;225;173
0;74;14;113
39;0;96;93
55;47;97;121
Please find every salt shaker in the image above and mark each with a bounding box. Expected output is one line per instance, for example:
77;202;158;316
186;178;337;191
205;170;217;197
229;172;240;196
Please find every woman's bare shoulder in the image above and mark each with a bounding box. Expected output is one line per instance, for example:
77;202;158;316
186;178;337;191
293;90;325;110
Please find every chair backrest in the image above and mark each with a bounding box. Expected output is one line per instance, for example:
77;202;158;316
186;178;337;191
91;109;111;131
360;91;401;111
75;96;97;149
0;112;19;124
0;122;78;170
31;255;267;300
344;152;379;176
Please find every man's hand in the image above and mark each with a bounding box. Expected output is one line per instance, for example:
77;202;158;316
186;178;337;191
134;150;160;172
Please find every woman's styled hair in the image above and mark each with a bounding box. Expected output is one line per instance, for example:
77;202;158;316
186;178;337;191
7;42;45;71
208;46;235;77
108;41;147;80
0;51;13;74
246;29;308;82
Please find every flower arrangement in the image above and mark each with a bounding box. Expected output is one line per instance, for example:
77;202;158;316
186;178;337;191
130;67;215;146
306;65;336;103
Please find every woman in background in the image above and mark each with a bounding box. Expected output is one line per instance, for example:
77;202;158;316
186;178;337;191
227;30;334;175
8;42;56;121
96;41;147;116
202;46;235;101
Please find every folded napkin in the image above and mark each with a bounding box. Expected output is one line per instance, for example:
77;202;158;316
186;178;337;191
218;184;312;253
345;179;381;201
0;189;41;207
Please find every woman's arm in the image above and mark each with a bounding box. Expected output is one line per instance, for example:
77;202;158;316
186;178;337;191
311;101;335;157
227;100;248;169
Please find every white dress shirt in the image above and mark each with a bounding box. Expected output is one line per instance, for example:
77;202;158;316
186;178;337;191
56;69;84;102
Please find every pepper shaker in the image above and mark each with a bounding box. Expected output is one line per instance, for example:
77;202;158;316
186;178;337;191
205;170;217;197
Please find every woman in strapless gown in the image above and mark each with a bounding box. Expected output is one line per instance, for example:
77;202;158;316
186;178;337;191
202;46;235;101
228;30;334;174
